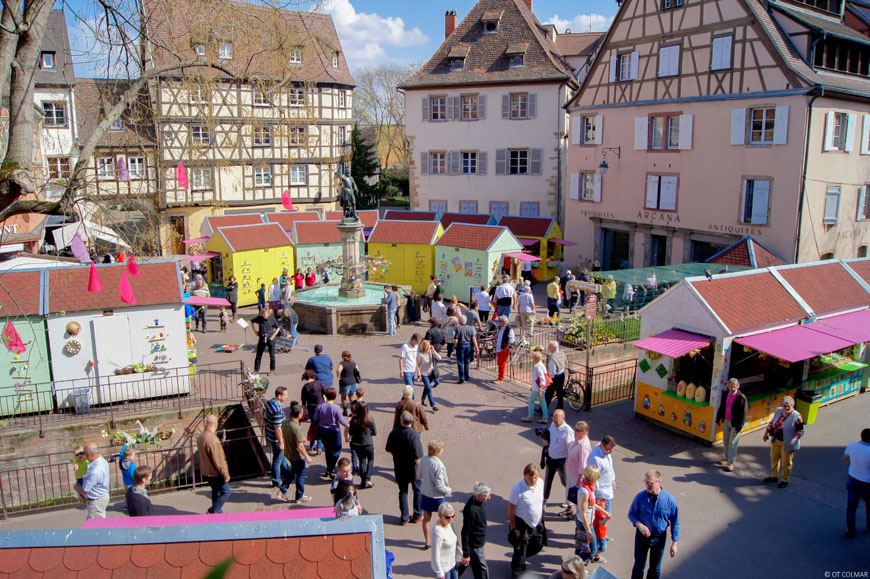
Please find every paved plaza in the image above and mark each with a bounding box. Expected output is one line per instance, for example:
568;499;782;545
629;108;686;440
2;300;869;578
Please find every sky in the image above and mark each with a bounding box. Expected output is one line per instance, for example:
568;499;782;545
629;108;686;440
64;0;618;77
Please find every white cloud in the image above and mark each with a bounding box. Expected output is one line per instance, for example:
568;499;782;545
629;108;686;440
544;13;613;34
321;0;428;66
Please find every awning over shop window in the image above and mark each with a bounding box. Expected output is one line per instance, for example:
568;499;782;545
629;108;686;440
185;296;231;306
735;325;854;363
519;238;539;247
183;237;209;244
504;252;541;262
549;238;577;246
808;310;870;344
180;252;219;261
634;329;713;358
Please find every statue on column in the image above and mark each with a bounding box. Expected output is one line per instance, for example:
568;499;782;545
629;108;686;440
336;168;359;222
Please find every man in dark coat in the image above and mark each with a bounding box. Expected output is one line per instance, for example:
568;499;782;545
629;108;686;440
385;411;423;525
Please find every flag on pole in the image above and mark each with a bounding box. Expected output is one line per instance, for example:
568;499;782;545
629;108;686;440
282;190;294;211
177;161;189;190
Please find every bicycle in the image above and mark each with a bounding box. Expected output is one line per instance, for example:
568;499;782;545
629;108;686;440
564;367;586;412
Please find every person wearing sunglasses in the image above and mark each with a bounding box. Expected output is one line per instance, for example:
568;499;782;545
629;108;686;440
546;554;587;579
431;502;463;579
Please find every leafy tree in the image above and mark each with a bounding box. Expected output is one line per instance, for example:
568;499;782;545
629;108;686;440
378;165;409;201
351;124;380;209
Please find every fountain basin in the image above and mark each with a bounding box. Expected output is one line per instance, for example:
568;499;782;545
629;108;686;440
293;283;410;334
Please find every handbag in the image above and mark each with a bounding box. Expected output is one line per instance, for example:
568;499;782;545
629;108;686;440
544;373;553;388
567;485;580;505
353;365;361;384
526;521;548;557
429;364;440;381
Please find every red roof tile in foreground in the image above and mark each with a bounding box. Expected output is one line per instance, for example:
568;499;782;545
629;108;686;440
777;262;870;315
294;221;342;244
326;210;379;229
846;259;870;286
498;216;554;238
0;271;42;316
368;220;440;245
218;223;292;252
709;242;751;267
46;262;181;314
690;272;807;332
266;211;321;230
440;213;492;228
436;224;504;251
383;210;437;221
752;242;787;268
204;213;265;233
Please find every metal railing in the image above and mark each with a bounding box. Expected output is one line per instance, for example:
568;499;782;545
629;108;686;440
567;358;638;408
559;312;642;350
1;361;246;436
0;425;258;519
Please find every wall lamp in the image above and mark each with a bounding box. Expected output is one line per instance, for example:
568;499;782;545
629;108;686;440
598;146;622;175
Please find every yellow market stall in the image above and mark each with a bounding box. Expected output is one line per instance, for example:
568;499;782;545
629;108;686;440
496;216;563;283
205;223;295;307
435;224;523;303
367;220;444;293
266;211;322;233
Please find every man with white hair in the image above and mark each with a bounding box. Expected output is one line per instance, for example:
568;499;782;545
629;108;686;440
545;341;568;412
454;315;479;384
393;384;429;436
76;442;110;519
517;286;536;337
461;481;492;578
494;276;516;320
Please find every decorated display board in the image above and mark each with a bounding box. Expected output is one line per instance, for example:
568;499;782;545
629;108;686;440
0;318;53;416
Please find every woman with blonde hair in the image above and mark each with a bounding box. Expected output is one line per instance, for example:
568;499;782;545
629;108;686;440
523;349;549;424
417;340;442;411
575;465;610;563
431;502;461;579
420;440;452;550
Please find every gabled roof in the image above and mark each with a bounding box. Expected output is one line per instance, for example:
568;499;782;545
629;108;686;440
45;261;182;314
266;211;321;231
399;0;576;89
436;223;508;251
844;258;870;286
706;236;788;269
35;10;76;87
383;210;438;221
202;213;265;236
776;261;869;315
497;215;555;238
772;2;870;45
142;0;355;86
555;32;604;58
74;78;157;147
440;213;495;228
0;271;43;316
217;223;292;252
847;1;870;27
293;220;342;245
368;220;441;245
325;210;379;229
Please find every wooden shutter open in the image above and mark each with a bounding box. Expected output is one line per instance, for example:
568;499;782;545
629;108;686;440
629;51;639;80
572;117;581;145
569;172;580;200
857;185;867;221
635;117;649;150
495;148;506;175
530;148;543;175
678;114;693;150
501;94;510;119
750;180;770;225
730;108;746;145
422;97;430;121
773;106;789;145
478;151;488;175
593;114;603;145
528;94;537;119
420;152;430;175
845;113;857;152
824;111;836;151
861;115;870;155
609;55;617;82
448;151;461;175
646;176;660;208
479;95;487;119
660;176;678;210
593;174;602;202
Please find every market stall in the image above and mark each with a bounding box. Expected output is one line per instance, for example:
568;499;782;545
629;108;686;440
367;220;444;293
266;211;321;233
199;213;265;238
292;221;359;282
434;224;522;303
496;216;563;283
634;259;870;444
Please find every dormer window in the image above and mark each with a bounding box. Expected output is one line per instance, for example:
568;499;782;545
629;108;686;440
219;42;233;60
289;46;303;64
450;59;465;71
448;45;469;72
781;0;842;17
509;55;524;67
40;52;56;69
481;10;503;34
506;43;527;68
109;118;123;131
332;51;340;68
195;44;206;57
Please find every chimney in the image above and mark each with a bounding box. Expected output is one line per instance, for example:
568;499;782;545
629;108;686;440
445;10;457;39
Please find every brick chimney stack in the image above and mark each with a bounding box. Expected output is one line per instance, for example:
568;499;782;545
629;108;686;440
445;10;457;39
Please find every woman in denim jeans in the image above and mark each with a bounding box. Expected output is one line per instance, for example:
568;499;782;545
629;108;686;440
417;340;442;412
312;387;349;478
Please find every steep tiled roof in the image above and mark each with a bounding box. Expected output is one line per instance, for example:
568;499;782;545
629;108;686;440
35;10;75;87
294;220;342;244
440;213;493;228
384;210;438;221
436;223;505;250
326;210;379;229
555;32;603;57
498;215;554;237
368;220;441;245
203;213;265;234
74;78;157;147
46;261;181;314
845;258;870;286
399;0;576;89
217;223;292;252
707;236;788;268
266;211;321;231
777;262;870;315
0;271;42;316
689;272;808;333
142;0;355;86
773;2;870;44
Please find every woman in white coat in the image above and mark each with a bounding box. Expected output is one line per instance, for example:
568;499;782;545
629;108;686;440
431;502;462;579
420;440;452;549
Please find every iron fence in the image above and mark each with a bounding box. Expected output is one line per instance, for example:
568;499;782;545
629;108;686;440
0;361;247;436
566;358;638;408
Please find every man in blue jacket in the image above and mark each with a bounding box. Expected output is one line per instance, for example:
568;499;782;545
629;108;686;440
628;469;679;579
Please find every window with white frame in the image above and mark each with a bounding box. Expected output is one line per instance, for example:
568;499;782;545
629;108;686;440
338;126;347;145
667;117;680;149
740;178;771;224
109;118;123;131
289;46;303;63
661;0;684;9
195;44;206;57
253;125;272;146
254;166;272;186
509;149;529;174
658;44;680;77
461;151;478;175
127;156;145;179
191;125;210;145
859;185;870;221
332;52;340;68
46;157;70;179
510;93;528;119
96;157;115;178
832;113;849;150
289;87;306;107
289;126;306;146
581;173;597;201
461;95;479;120
219;42;233;60
711;35;733;70
430;152;447;174
40;52;56;69
430;96;447;121
823;186;841;224
190;85;208;104
42;102;66;127
645;175;678;210
338;90;346;108
191;167;212;190
253;87;270;106
459;201;478;214
582;115;598;145
749;108;775;144
617;53;633;81
520;202;539;217
289;165;307;185
649;115;680;150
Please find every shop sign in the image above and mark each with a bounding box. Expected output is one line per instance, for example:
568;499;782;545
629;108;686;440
707;224;763;236
636;211;681;224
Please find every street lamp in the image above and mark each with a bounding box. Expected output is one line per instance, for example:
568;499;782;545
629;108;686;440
598;146;622;175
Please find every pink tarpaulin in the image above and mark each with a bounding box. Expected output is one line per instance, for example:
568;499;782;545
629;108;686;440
185;296;231;306
504;252;541;262
519;238;539;246
735;325;854;363
183;237;209;244
808;310;870;344
180;252;219;261
634;329;713;358
81;507;335;529
549;238;577;246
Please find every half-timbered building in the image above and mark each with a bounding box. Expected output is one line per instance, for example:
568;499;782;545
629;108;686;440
564;0;870;269
141;0;354;254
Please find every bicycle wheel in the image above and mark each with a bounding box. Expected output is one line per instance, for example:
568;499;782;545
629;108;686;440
565;379;585;411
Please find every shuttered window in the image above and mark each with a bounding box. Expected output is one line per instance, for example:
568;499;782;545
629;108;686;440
741;179;771;225
823;186;841;224
645;175;678;211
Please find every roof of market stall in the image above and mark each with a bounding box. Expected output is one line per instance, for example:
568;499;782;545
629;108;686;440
593;262;751;288
706;236;788;268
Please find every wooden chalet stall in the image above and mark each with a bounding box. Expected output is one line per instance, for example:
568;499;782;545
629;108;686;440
634;259;870;444
326;210;379;238
383;210;439;222
439;213;496;229
265;211;322;234
199;213;265;238
367;220;444;293
292;221;357;281
435;224;523;303
497;216;564;282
